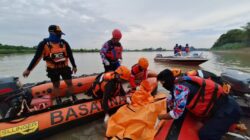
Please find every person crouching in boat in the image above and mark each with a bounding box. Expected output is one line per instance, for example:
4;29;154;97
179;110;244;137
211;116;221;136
157;69;242;140
86;66;131;122
100;29;123;72
22;25;78;105
129;57;149;90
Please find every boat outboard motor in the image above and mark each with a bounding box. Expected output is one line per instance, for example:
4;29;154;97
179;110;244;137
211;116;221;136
0;77;21;101
0;89;33;119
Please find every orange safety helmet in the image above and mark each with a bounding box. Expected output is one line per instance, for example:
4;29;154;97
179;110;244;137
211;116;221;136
171;68;182;77
115;65;130;81
138;57;149;69
139;80;151;92
112;29;122;39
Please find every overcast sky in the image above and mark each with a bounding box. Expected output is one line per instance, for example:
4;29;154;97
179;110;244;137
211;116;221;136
1;0;250;49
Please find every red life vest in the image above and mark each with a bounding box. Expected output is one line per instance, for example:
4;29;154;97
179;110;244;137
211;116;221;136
129;64;147;88
105;41;123;61
91;72;121;98
185;47;190;53
177;76;225;117
43;41;68;68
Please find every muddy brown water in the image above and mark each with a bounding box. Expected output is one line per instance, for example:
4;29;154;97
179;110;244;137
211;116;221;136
0;51;249;140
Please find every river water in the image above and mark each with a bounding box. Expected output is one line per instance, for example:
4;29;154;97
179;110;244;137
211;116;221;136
1;51;249;83
0;51;249;140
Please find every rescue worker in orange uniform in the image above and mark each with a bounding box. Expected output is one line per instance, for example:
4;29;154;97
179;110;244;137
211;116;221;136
157;69;242;140
22;25;77;104
129;57;149;90
86;66;130;122
100;29;123;72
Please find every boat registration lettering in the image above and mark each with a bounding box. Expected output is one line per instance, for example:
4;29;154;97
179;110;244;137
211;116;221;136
50;101;102;125
50;96;126;125
0;121;38;138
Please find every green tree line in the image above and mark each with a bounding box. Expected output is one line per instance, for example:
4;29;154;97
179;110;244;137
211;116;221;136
0;43;170;54
0;43;35;54
212;22;250;50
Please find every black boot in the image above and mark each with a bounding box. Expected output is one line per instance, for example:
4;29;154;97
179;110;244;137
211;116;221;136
56;97;62;105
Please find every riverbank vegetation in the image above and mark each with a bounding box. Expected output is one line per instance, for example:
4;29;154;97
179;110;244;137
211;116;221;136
0;44;35;54
73;47;168;52
211;22;250;50
0;44;169;54
0;43;210;54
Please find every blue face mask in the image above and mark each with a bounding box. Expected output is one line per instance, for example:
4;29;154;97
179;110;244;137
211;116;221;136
48;32;61;43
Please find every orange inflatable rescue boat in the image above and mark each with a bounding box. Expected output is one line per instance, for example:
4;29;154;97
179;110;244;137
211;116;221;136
154;112;202;140
0;75;158;140
154;112;248;140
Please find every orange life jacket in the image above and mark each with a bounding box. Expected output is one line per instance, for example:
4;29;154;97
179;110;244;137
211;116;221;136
105;43;123;61
43;41;68;68
91;72;121;98
177;76;225;117
130;64;147;88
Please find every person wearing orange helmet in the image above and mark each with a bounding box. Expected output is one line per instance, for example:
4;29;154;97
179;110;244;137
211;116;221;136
129;57;149;90
100;29;123;72
86;66;130;122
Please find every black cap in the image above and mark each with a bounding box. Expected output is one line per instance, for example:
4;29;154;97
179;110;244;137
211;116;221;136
157;69;175;91
157;69;174;82
48;25;65;35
